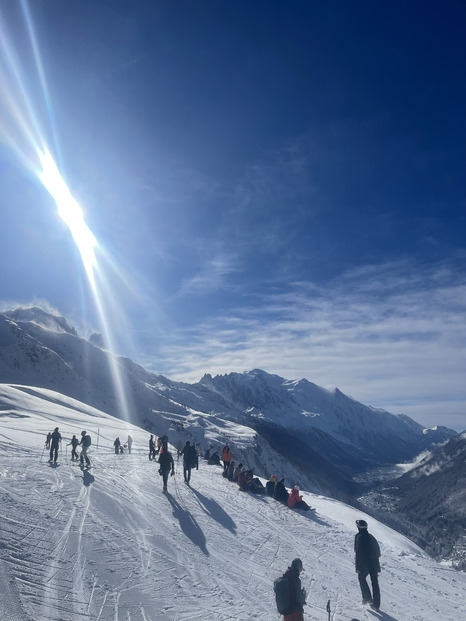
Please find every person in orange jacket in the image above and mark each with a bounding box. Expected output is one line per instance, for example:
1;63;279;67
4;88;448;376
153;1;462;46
287;485;310;511
222;444;232;472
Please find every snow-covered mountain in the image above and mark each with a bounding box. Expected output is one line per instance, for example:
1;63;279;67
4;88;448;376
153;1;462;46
0;307;456;505
375;432;466;564
1;383;465;621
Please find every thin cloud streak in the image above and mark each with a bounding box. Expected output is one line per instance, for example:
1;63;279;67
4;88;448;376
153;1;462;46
150;261;466;431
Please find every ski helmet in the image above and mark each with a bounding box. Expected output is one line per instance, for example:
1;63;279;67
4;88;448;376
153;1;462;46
291;558;303;571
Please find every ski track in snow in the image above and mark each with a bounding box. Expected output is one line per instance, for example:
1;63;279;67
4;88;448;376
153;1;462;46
0;384;466;620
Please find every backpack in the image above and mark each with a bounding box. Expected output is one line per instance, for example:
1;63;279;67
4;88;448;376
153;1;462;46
273;575;292;615
83;434;91;448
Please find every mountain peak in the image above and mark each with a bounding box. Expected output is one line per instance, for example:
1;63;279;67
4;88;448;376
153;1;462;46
4;306;78;336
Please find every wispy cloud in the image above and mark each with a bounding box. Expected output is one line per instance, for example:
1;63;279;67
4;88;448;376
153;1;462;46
150;258;466;431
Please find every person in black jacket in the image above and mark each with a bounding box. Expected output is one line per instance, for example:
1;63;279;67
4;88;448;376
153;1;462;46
274;477;289;503
282;558;306;620
180;441;197;485
354;519;381;610
49;427;61;463
158;442;175;492
68;435;79;461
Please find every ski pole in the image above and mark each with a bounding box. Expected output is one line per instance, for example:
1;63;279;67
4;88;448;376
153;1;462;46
327;599;331;621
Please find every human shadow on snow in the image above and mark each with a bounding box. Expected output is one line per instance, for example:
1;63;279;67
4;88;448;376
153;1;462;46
164;492;209;556
81;468;95;487
189;487;237;534
368;610;399;621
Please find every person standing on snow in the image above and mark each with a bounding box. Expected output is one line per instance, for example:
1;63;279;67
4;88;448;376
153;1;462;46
68;435;79;461
354;519;381;611
149;435;156;460
79;431;91;467
49;427;61;463
127;435;133;454
114;437;121;455
158;442;175;492
282;558;306;620
181;441;196;485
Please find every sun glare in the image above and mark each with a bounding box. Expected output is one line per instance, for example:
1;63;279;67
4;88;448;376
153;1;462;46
38;148;98;286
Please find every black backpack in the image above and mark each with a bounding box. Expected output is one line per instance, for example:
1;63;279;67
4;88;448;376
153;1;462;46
83;434;91;448
273;575;292;615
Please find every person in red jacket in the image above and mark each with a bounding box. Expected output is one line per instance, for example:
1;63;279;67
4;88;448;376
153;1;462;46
287;486;310;511
222;444;232;472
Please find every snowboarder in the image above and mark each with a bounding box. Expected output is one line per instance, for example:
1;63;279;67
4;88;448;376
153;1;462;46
222;444;231;472
68;435;79;461
79;431;91;467
288;486;311;511
127;435;133;454
49;427;61;463
149;435;156;460
274;557;306;620
181;441;197;485
114;437;121;455
354;519;381;611
158;442;175;492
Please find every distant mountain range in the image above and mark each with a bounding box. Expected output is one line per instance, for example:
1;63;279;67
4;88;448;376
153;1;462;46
0;306;455;500
362;431;466;564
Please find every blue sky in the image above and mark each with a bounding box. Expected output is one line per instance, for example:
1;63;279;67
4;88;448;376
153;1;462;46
0;1;465;431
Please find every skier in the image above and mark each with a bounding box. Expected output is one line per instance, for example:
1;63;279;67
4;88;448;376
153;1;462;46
113;437;121;455
354;519;381;611
204;445;212;460
181;441;197;485
158;442;175;492
149;435;156;460
276;558;306;620
127;435;133;454
288;486;311;511
79;431;91;467
68;435;79;461
49;427;61;463
45;432;52;449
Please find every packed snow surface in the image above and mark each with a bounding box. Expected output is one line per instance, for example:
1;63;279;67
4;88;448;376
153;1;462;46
0;384;465;621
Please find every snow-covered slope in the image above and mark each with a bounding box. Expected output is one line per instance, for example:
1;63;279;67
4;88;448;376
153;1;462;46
0;384;465;621
0;308;456;502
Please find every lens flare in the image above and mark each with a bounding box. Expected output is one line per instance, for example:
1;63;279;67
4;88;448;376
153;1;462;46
0;2;133;424
37;148;98;286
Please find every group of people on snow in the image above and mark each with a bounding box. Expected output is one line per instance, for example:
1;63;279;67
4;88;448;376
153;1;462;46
45;428;91;467
113;435;133;454
43;428;382;615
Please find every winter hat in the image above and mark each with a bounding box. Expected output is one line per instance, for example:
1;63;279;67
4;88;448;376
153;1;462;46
356;519;368;529
270;475;277;481
291;558;303;571
293;485;300;491
54;427;59;431
81;431;86;436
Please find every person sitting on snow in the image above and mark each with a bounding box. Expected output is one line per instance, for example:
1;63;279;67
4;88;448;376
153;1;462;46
287;485;310;511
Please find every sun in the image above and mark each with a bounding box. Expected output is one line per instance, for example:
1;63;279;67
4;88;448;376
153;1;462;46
37;148;98;286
